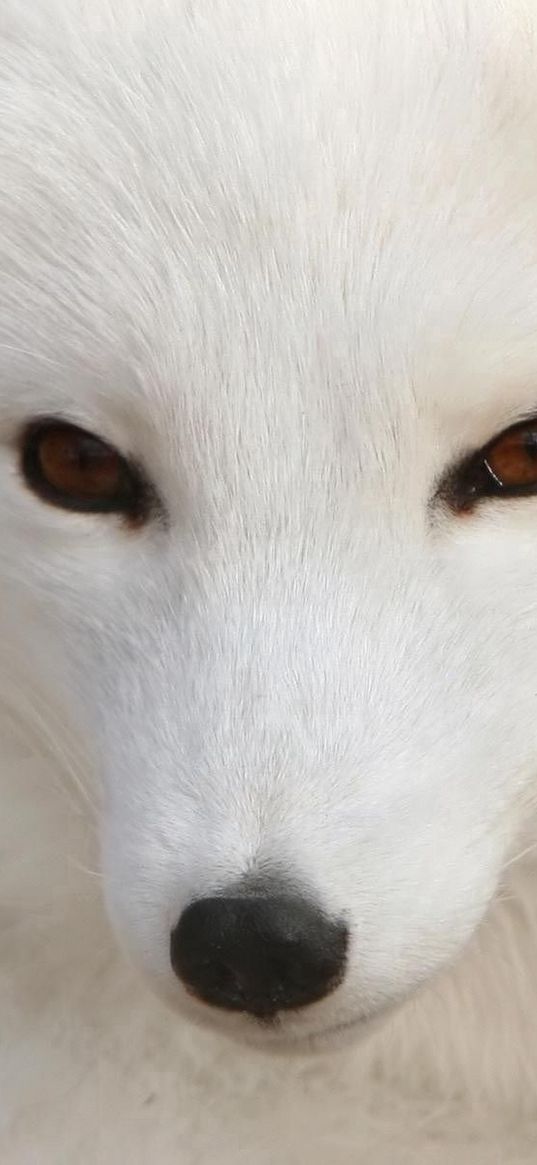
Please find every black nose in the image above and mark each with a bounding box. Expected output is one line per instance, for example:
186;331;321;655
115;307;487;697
170;892;348;1019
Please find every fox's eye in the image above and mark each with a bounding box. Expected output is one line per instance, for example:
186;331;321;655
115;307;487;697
483;424;537;489
20;420;150;521
445;419;537;511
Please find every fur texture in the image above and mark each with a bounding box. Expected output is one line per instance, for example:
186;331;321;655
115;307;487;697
2;0;537;1157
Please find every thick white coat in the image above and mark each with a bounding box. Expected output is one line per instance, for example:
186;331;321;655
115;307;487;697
2;0;537;1158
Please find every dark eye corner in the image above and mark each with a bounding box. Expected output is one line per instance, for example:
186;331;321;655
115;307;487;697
437;449;493;514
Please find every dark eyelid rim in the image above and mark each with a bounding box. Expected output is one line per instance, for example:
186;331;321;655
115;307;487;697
18;416;161;525
437;414;537;513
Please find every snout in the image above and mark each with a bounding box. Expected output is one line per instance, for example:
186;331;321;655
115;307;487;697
170;888;349;1019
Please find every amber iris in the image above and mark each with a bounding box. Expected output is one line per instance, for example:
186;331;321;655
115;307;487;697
484;424;537;489
20;420;147;518
38;425;123;500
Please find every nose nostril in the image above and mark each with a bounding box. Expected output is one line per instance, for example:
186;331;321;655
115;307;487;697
196;959;231;988
170;889;348;1018
211;963;236;992
203;961;245;1001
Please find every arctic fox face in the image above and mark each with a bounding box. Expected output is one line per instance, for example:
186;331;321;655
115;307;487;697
2;0;537;1050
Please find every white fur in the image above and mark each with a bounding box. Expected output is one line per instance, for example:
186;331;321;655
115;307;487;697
2;0;537;1157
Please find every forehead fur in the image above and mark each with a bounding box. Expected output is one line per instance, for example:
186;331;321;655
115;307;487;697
2;0;537;470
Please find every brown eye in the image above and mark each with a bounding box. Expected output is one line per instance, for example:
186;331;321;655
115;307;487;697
484;425;537;489
20;420;151;521
444;419;537;512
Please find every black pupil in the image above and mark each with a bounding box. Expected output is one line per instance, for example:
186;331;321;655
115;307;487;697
71;435;109;468
523;432;537;459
